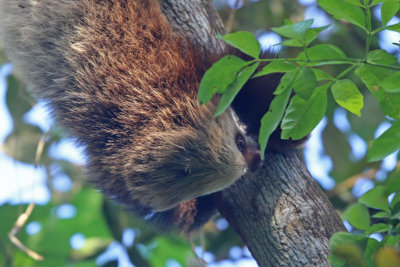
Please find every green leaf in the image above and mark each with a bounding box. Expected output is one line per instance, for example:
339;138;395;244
383;233;400;246
343;0;364;6
381;72;400;93
386;23;400;32
364;238;382;266
329;232;367;267
331;79;364;116
370;0;385;6
359;186;390;213
253;61;297;78
274;71;296;95
329;232;367;250
292;67;317;99
355;65;400;120
305;25;330;46
382;0;400;26
391;192;400;209
279;39;303;47
281;83;328;140
313;68;335;81
368;122;400;162
272;19;314;41
365;223;391;235
367;49;397;65
346;203;370;230
372;211;390;218
258;87;292;157
222;31;261;59
198;55;248;104
386;168;400;193
297;44;347;63
215;63;260;116
318;0;366;30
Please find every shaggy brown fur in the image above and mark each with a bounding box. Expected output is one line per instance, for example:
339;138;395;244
0;0;264;232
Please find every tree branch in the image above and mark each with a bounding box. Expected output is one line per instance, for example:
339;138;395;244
159;0;345;265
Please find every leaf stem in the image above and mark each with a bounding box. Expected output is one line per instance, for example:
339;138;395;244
257;58;400;71
363;4;373;61
335;64;358;81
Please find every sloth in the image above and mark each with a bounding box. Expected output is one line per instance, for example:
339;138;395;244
0;0;286;233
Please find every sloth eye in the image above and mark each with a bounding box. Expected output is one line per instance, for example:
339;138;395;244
235;133;246;154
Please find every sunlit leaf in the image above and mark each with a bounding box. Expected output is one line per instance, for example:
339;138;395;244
331;79;364;116
222;31;261;59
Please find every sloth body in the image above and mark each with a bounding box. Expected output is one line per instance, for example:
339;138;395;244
0;0;268;231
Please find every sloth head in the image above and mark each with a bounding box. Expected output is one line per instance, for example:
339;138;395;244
123;101;262;212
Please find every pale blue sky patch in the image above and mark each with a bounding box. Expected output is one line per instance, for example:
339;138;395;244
303;117;336;190
0;63;13;144
258;32;282;52
56;203;77;219
49;138;86;165
70;233;86;250
348;133;367;161
24;100;53;132
352;178;374;198
0;154;50;205
333;108;351;133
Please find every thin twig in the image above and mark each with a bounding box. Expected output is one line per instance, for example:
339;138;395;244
225;0;240;33
8;133;48;261
327;168;377;198
188;233;207;265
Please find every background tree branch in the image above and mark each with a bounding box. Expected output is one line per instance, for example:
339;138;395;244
159;0;345;265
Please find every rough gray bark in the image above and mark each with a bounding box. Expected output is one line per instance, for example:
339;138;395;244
159;0;346;266
215;150;346;266
159;0;226;55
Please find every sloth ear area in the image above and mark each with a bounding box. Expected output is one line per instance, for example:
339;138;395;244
236;132;262;172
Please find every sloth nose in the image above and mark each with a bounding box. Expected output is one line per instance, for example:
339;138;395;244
245;150;262;172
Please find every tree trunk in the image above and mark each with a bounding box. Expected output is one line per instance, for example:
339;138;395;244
215;150;346;266
159;0;346;266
